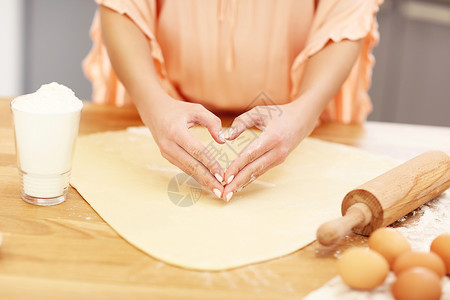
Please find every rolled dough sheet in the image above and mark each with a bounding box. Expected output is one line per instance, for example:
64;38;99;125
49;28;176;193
70;127;398;271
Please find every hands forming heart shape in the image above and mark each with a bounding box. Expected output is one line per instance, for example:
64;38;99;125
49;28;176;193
146;97;318;202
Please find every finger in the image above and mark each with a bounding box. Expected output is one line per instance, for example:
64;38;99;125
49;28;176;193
225;107;266;140
175;129;225;182
223;130;277;185
222;149;282;202
191;106;225;144
162;143;225;198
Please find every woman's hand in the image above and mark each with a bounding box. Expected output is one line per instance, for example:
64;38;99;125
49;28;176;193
220;37;364;202
99;6;227;198
142;97;226;198
221;98;321;201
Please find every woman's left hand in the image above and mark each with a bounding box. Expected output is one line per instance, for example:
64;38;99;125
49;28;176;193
221;98;321;202
220;38;364;201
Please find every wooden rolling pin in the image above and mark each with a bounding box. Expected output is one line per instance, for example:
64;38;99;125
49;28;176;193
317;150;450;247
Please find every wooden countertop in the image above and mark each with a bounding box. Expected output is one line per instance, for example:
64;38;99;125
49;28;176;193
1;97;449;299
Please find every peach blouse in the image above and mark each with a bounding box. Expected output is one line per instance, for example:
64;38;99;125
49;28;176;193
83;0;382;123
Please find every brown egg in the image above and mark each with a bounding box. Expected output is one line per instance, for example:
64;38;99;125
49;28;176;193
368;228;411;268
391;267;442;300
430;233;450;275
337;247;389;290
393;251;446;278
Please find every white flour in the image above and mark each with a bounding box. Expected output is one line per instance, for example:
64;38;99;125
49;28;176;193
305;273;450;300
11;82;82;113
305;191;450;300
394;192;450;251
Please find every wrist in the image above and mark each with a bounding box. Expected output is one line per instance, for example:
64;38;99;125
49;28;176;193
132;85;175;120
290;93;327;119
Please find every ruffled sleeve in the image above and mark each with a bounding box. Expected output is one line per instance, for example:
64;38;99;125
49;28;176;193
82;0;180;105
290;0;383;123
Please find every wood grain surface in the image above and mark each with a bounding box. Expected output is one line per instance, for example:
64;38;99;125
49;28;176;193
1;97;449;299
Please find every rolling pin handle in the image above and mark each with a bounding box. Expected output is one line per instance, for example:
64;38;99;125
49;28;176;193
316;203;372;247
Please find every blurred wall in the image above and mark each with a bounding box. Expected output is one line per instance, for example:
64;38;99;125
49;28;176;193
2;0;450;126
369;0;450;126
0;0;24;97
23;0;96;101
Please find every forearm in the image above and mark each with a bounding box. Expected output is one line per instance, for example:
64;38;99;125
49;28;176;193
292;39;362;116
98;5;168;117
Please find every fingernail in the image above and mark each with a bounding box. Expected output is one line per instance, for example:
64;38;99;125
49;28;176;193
226;175;234;184
213;188;222;198
215;173;223;183
218;130;225;143
226;128;234;139
226;192;233;202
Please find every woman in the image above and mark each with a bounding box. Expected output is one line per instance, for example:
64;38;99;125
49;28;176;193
83;0;381;201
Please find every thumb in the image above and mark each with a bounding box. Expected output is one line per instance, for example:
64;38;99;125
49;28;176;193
193;108;225;144
226;107;264;140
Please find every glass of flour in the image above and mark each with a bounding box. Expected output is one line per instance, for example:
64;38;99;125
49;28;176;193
10;82;83;206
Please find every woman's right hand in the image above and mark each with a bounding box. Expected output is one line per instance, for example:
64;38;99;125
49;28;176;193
142;97;226;199
98;5;225;198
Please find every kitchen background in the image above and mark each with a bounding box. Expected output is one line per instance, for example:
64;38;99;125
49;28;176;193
1;0;449;126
